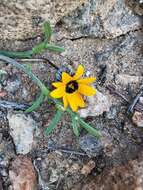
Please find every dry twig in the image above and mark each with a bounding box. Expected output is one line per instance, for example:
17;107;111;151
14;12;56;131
107;84;143;113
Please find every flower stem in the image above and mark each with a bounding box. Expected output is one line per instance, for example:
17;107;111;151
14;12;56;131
0;55;101;138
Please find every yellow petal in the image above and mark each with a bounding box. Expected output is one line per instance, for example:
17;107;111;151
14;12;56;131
50;86;65;98
67;93;78;112
77;93;85;108
73;65;84;80
77;77;96;84
62;72;73;83
63;94;68;109
78;84;96;96
52;82;64;87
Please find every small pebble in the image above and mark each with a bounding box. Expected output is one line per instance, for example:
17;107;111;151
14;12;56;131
132;111;143;127
79;135;103;157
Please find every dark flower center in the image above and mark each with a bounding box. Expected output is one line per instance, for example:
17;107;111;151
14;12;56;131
66;80;78;93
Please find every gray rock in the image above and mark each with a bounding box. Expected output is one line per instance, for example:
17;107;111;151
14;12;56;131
7;111;39;154
21;87;29;100
4;76;21;95
139;97;143;104
0;0;84;40
79;90;112;118
106;106;117;119
57;0;141;39
101;0;141;38
79;135;103;156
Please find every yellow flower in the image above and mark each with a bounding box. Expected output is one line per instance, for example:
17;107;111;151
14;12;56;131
50;65;96;112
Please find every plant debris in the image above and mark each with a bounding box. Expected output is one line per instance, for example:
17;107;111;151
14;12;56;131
107;85;143;113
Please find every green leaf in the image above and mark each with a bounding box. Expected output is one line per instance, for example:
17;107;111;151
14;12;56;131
32;42;47;54
79;119;101;138
25;93;45;113
71;116;80;137
0;50;32;58
41;86;49;96
45;110;63;136
43;22;52;41
45;44;65;52
32;42;65;54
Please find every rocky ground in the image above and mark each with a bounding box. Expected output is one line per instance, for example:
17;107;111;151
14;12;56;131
0;0;143;189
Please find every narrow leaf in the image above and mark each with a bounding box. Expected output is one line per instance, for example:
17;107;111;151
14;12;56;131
43;22;52;41
25;93;45;113
41;85;49;96
45;44;65;52
0;50;32;58
26;64;32;72
71;117;80;137
32;42;47;54
45;110;63;136
32;42;65;54
80;119;101;138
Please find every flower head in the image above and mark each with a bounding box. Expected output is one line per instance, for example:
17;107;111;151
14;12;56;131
50;65;96;112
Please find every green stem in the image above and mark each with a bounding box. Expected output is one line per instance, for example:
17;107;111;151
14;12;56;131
0;55;49;96
25;93;45;113
0;55;101;138
45;44;65;52
79;119;102;138
0;50;33;58
53;99;101;137
45;109;63;136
